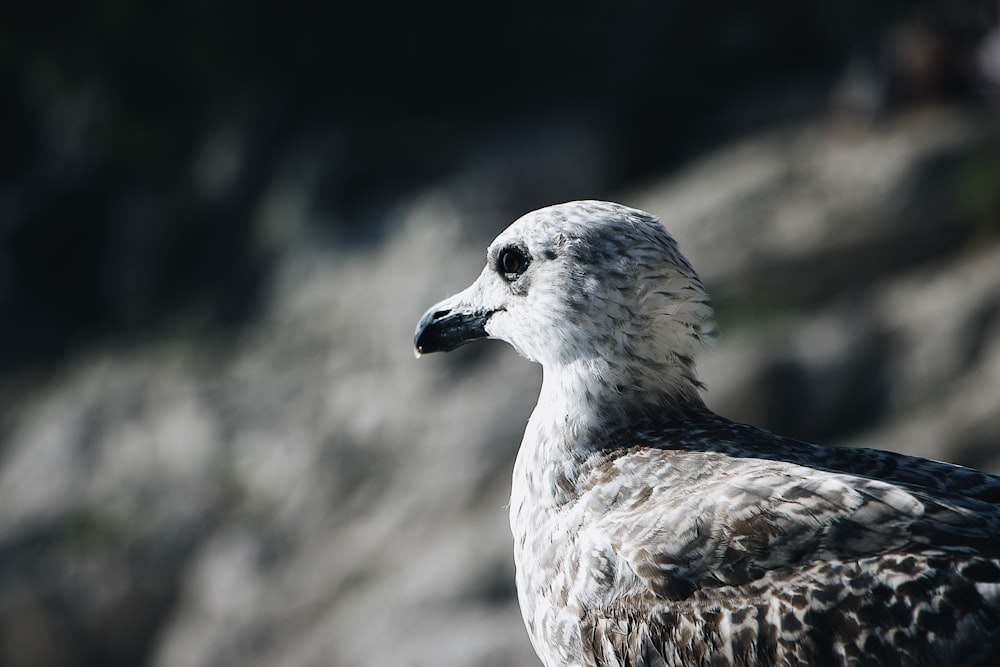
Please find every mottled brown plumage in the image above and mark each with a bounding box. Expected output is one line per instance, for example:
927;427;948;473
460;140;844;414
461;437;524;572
414;201;1000;667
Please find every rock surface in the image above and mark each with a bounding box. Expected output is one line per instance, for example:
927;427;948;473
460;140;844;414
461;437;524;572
0;108;999;667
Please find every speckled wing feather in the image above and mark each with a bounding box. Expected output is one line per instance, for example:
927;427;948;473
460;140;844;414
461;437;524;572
572;443;1000;666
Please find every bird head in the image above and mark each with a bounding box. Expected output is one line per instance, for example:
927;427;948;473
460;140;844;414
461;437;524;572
415;201;715;404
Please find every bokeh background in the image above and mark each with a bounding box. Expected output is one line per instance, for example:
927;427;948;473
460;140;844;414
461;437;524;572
2;2;1000;666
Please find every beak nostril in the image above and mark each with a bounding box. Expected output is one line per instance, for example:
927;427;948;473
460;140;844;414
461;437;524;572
432;309;451;320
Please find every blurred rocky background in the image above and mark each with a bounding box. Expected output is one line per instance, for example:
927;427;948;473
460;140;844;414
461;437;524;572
1;1;999;666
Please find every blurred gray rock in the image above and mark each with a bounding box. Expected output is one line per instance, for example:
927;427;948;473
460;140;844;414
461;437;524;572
632;107;1000;463
0;108;999;667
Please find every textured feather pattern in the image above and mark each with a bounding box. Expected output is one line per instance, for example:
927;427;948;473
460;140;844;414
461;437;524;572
512;412;1000;667
415;201;1000;667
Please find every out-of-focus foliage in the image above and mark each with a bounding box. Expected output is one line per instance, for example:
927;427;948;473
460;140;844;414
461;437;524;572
0;2;998;666
1;0;994;370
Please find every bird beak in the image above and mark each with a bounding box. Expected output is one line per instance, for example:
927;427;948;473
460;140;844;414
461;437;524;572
414;292;492;356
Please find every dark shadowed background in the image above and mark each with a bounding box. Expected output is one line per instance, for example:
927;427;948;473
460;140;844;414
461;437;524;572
1;2;999;666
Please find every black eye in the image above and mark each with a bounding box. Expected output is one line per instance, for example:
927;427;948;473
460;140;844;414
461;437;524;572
497;246;530;280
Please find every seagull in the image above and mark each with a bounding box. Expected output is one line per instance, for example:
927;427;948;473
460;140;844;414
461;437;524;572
414;200;1000;667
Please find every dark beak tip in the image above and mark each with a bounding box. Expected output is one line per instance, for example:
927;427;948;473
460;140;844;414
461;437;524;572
413;307;491;356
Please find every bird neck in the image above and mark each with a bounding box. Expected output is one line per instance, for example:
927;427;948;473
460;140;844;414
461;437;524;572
540;354;703;436
514;359;706;506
